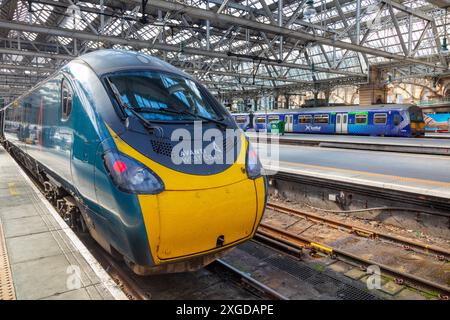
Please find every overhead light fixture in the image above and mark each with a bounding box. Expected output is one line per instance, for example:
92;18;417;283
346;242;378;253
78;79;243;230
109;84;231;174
441;37;449;55
67;4;81;26
153;18;164;26
303;0;317;20
441;10;449;56
386;73;392;84
178;42;186;62
432;77;437;90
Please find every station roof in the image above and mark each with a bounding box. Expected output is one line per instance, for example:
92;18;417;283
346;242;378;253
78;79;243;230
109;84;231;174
0;0;448;100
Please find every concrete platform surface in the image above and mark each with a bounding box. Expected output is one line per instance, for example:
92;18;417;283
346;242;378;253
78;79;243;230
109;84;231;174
0;147;127;300
258;144;450;199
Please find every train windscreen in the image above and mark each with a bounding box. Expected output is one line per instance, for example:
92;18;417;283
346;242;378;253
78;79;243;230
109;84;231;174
106;71;223;122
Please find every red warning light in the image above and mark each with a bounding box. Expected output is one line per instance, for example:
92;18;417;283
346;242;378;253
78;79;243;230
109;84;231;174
113;160;127;173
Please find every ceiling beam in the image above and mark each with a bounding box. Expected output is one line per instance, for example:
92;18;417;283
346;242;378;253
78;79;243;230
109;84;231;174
0;19;366;77
143;0;445;69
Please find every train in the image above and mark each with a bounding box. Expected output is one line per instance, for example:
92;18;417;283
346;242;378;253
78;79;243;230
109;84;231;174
233;104;426;137
0;49;267;275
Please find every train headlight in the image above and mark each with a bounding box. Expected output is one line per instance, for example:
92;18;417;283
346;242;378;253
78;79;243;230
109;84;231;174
246;142;263;180
103;151;165;194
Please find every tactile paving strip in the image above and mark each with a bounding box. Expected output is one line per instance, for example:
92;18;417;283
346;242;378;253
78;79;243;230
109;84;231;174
0;221;16;300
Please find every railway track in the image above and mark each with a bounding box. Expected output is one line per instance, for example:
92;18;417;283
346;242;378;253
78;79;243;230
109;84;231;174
207;260;289;300
259;202;450;299
267;202;450;261
8;146;448;300
93;240;290;300
87;237;290;300
8;149;288;300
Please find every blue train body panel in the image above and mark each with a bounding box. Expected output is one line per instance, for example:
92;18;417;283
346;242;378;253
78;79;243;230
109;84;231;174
2;59;154;266
1;49;267;274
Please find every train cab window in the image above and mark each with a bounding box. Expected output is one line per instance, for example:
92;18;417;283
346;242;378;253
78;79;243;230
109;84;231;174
374;113;387;125
394;114;401;126
410;111;423;122
313;114;329;124
299;115;312;123
355;114;367;124
256;117;266;124
235;116;246;124
61;79;73;121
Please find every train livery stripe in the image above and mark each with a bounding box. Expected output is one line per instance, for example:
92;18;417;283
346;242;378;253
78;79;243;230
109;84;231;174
105;124;250;190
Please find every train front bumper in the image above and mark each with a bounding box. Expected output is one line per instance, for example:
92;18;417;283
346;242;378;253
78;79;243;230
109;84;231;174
135;176;266;274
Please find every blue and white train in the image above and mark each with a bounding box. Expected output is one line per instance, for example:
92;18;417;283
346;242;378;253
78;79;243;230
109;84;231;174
232;104;425;137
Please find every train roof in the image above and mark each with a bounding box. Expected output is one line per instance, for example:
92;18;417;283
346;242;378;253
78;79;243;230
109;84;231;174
72;49;191;79
233;104;419;115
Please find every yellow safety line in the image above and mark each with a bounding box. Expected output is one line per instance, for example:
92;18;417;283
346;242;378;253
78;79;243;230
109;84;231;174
278;160;450;189
0;221;16;300
7;183;18;196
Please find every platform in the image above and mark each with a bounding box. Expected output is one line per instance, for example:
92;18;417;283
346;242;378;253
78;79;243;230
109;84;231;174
259;144;450;199
0;146;127;300
248;132;450;155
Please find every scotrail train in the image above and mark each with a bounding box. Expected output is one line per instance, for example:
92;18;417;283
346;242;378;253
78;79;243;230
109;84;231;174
0;50;266;275
233;104;426;137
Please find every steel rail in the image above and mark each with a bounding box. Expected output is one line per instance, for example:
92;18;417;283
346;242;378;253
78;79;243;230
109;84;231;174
210;259;289;300
257;222;450;297
90;247;150;300
267;202;450;260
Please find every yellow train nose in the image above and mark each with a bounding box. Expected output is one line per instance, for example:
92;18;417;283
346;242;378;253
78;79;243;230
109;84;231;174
139;177;265;263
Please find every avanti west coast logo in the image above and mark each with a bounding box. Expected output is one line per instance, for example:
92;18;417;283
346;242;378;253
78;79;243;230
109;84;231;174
170;121;279;174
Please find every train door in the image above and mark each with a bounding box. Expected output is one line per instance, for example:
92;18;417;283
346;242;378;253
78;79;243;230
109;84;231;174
336;113;348;134
285;114;294;132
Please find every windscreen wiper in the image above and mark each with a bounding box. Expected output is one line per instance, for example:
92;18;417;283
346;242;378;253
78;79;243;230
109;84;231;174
166;107;229;129
106;78;157;132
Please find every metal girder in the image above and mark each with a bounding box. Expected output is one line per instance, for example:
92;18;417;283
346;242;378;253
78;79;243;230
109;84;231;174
27;0;445;68
0;63;55;73
411;21;431;56
259;0;277;25
426;0;450;8
430;20;448;66
388;3;408;56
143;0;446;69
0;19;366;77
182;68;309;83
381;0;433;21
0;47;73;60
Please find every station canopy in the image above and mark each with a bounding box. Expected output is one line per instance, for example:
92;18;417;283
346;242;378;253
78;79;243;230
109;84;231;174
0;0;449;99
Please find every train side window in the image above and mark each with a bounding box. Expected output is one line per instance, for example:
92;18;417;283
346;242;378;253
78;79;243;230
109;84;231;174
256;117;266;124
235;116;246;124
373;113;387;125
61;79;73;121
355;114;367;124
299;115;312;123
394;114;401;126
268;115;279;122
314;114;329;124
